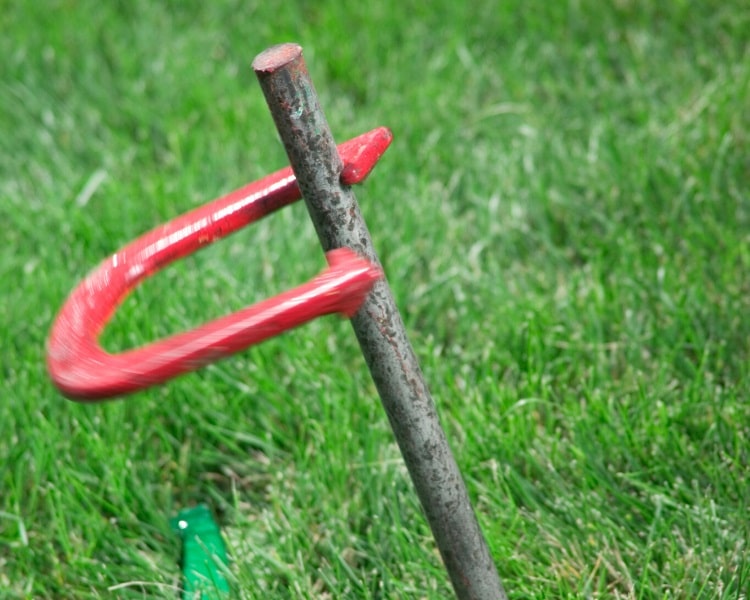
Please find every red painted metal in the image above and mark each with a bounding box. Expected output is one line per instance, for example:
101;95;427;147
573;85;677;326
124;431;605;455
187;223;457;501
47;128;392;401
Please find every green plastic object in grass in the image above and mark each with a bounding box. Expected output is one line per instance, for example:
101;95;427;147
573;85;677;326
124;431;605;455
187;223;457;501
170;504;230;599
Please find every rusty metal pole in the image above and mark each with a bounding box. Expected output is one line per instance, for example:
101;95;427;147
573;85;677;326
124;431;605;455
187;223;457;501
252;43;507;600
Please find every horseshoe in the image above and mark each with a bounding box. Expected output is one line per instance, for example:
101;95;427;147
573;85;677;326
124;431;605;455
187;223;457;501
46;127;392;401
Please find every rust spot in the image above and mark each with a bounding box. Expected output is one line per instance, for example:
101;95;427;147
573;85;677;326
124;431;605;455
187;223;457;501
251;43;303;74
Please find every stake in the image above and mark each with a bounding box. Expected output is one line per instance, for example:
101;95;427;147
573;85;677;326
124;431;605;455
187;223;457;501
253;43;507;600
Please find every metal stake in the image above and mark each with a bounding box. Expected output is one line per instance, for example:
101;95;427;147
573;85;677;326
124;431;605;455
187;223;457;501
253;43;507;600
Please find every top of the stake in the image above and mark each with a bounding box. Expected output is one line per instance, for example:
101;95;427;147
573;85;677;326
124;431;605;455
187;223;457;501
252;43;303;74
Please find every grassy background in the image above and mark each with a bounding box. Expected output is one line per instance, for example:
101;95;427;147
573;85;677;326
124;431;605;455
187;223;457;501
2;0;749;598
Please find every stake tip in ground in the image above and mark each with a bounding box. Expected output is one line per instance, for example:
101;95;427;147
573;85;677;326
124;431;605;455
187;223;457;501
252;43;303;74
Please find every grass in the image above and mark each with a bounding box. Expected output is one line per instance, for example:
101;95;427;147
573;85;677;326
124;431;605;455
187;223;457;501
1;0;749;597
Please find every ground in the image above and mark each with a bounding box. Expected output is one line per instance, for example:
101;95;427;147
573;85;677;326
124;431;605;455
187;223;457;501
1;1;748;598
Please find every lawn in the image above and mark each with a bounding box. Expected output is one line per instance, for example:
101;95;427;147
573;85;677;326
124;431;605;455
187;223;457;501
1;1;748;598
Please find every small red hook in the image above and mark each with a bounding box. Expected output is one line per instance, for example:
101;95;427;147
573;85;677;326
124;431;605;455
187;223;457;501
47;127;392;401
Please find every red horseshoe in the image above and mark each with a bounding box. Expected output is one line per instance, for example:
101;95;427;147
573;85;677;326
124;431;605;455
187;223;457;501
47;127;392;401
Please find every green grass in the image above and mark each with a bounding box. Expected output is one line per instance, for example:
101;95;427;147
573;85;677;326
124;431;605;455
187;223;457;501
2;0;749;598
